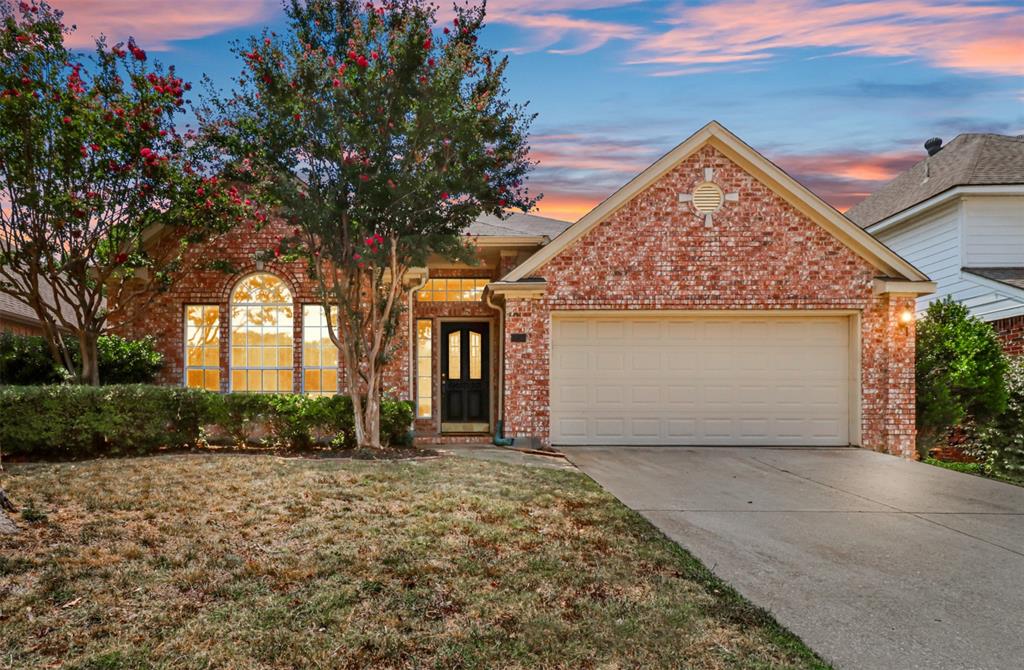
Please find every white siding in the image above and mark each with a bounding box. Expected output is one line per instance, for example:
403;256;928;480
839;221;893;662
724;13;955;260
963;196;1024;267
875;196;1024;322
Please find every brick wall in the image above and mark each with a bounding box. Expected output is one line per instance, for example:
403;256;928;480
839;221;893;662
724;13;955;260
114;219;410;397
502;145;917;456
113;222;510;439
992;315;1024;356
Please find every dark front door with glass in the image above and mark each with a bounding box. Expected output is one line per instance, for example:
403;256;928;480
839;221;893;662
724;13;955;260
440;322;490;431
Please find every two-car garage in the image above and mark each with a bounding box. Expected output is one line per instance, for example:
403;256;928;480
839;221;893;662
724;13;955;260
550;314;856;447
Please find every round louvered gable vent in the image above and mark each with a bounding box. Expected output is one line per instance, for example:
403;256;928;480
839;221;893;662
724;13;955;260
692;182;724;213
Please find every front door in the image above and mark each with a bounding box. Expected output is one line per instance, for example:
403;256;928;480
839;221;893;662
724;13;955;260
441;322;490;431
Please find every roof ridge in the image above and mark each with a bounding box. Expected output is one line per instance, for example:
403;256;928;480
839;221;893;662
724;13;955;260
963;135;990;182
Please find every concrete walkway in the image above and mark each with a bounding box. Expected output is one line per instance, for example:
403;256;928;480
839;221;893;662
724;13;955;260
562;446;1024;670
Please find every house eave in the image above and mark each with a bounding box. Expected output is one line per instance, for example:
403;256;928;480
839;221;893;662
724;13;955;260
486;279;547;299
872;279;937;296
468;235;549;248
865;184;1024;235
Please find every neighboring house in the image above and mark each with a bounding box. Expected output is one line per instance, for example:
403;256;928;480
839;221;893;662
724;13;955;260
847;134;1024;354
114;122;933;456
0;280;78;337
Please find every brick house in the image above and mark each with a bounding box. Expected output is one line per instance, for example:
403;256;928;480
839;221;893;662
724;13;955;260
847;133;1024;355
115;122;934;456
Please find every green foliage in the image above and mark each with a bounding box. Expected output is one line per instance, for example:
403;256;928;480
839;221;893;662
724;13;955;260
380;397;414;447
94;335;163;383
0;333;162;384
0;385;414;458
923;458;983;475
200;0;536;447
0;331;66;384
0;2;260;384
915;298;1008;451
978;356;1024;480
214;392;274;445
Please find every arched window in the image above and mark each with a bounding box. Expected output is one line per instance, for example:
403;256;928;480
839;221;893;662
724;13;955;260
230;273;294;393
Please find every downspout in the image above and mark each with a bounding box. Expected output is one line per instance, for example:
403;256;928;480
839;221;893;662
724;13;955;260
485;289;513;446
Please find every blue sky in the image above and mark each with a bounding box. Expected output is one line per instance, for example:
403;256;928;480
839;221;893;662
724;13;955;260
60;0;1024;220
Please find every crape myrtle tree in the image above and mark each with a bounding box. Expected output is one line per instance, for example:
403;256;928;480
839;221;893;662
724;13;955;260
0;1;258;385
202;0;537;448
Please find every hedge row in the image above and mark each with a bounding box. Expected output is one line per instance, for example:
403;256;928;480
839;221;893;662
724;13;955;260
0;385;414;458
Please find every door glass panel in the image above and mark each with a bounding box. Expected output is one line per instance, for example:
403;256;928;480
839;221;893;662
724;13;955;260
469;331;482;380
448;330;461;380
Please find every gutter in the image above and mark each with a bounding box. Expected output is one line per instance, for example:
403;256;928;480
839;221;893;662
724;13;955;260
865;184;1024;235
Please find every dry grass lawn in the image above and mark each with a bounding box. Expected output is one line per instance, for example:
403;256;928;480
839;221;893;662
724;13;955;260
0;453;828;669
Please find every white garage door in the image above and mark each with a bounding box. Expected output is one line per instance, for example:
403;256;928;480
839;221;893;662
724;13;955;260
551;315;852;446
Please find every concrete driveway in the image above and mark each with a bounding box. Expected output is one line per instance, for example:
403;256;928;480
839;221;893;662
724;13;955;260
562;447;1024;670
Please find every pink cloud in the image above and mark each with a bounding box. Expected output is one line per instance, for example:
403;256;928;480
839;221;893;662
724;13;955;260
630;0;1024;76
770;148;923;211
530;133;658;172
59;1;276;50
532;192;604;222
486;9;642;54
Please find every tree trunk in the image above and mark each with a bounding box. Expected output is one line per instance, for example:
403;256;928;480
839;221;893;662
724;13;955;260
361;392;382;450
78;330;101;386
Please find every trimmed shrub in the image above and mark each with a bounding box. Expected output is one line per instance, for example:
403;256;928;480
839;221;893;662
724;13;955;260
0;385;415;458
0;385;218;457
215;393;276;445
0;333;163;385
916;298;1008;453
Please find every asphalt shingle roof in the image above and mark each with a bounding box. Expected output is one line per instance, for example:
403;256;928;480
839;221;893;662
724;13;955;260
963;267;1024;292
467;212;572;238
846;134;1024;228
0;276;80;328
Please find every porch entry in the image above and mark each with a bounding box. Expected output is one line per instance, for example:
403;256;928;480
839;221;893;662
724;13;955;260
441;321;490;432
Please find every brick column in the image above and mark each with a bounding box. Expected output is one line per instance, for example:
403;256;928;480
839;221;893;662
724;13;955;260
884;295;918;458
502;298;550;446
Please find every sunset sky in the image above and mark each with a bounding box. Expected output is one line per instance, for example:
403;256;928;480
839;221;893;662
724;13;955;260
57;0;1024;222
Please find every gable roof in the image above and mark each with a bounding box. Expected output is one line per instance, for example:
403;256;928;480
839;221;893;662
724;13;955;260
467;212;571;238
847;134;1024;229
503;121;929;283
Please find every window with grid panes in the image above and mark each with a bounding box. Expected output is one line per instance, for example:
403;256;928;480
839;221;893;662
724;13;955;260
229;273;294;393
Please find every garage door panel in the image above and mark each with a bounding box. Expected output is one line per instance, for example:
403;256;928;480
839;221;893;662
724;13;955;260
551;315;851;446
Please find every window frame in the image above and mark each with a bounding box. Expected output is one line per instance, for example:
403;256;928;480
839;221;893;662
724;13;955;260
416;318;433;418
415;278;490;303
228;272;295;394
183;304;221;392
301;303;340;396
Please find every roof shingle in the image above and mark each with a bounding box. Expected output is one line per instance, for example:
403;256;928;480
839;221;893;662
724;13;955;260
467;212;572;238
846;134;1024;228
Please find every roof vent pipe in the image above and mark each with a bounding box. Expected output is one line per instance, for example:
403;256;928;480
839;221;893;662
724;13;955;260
924;137;943;156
